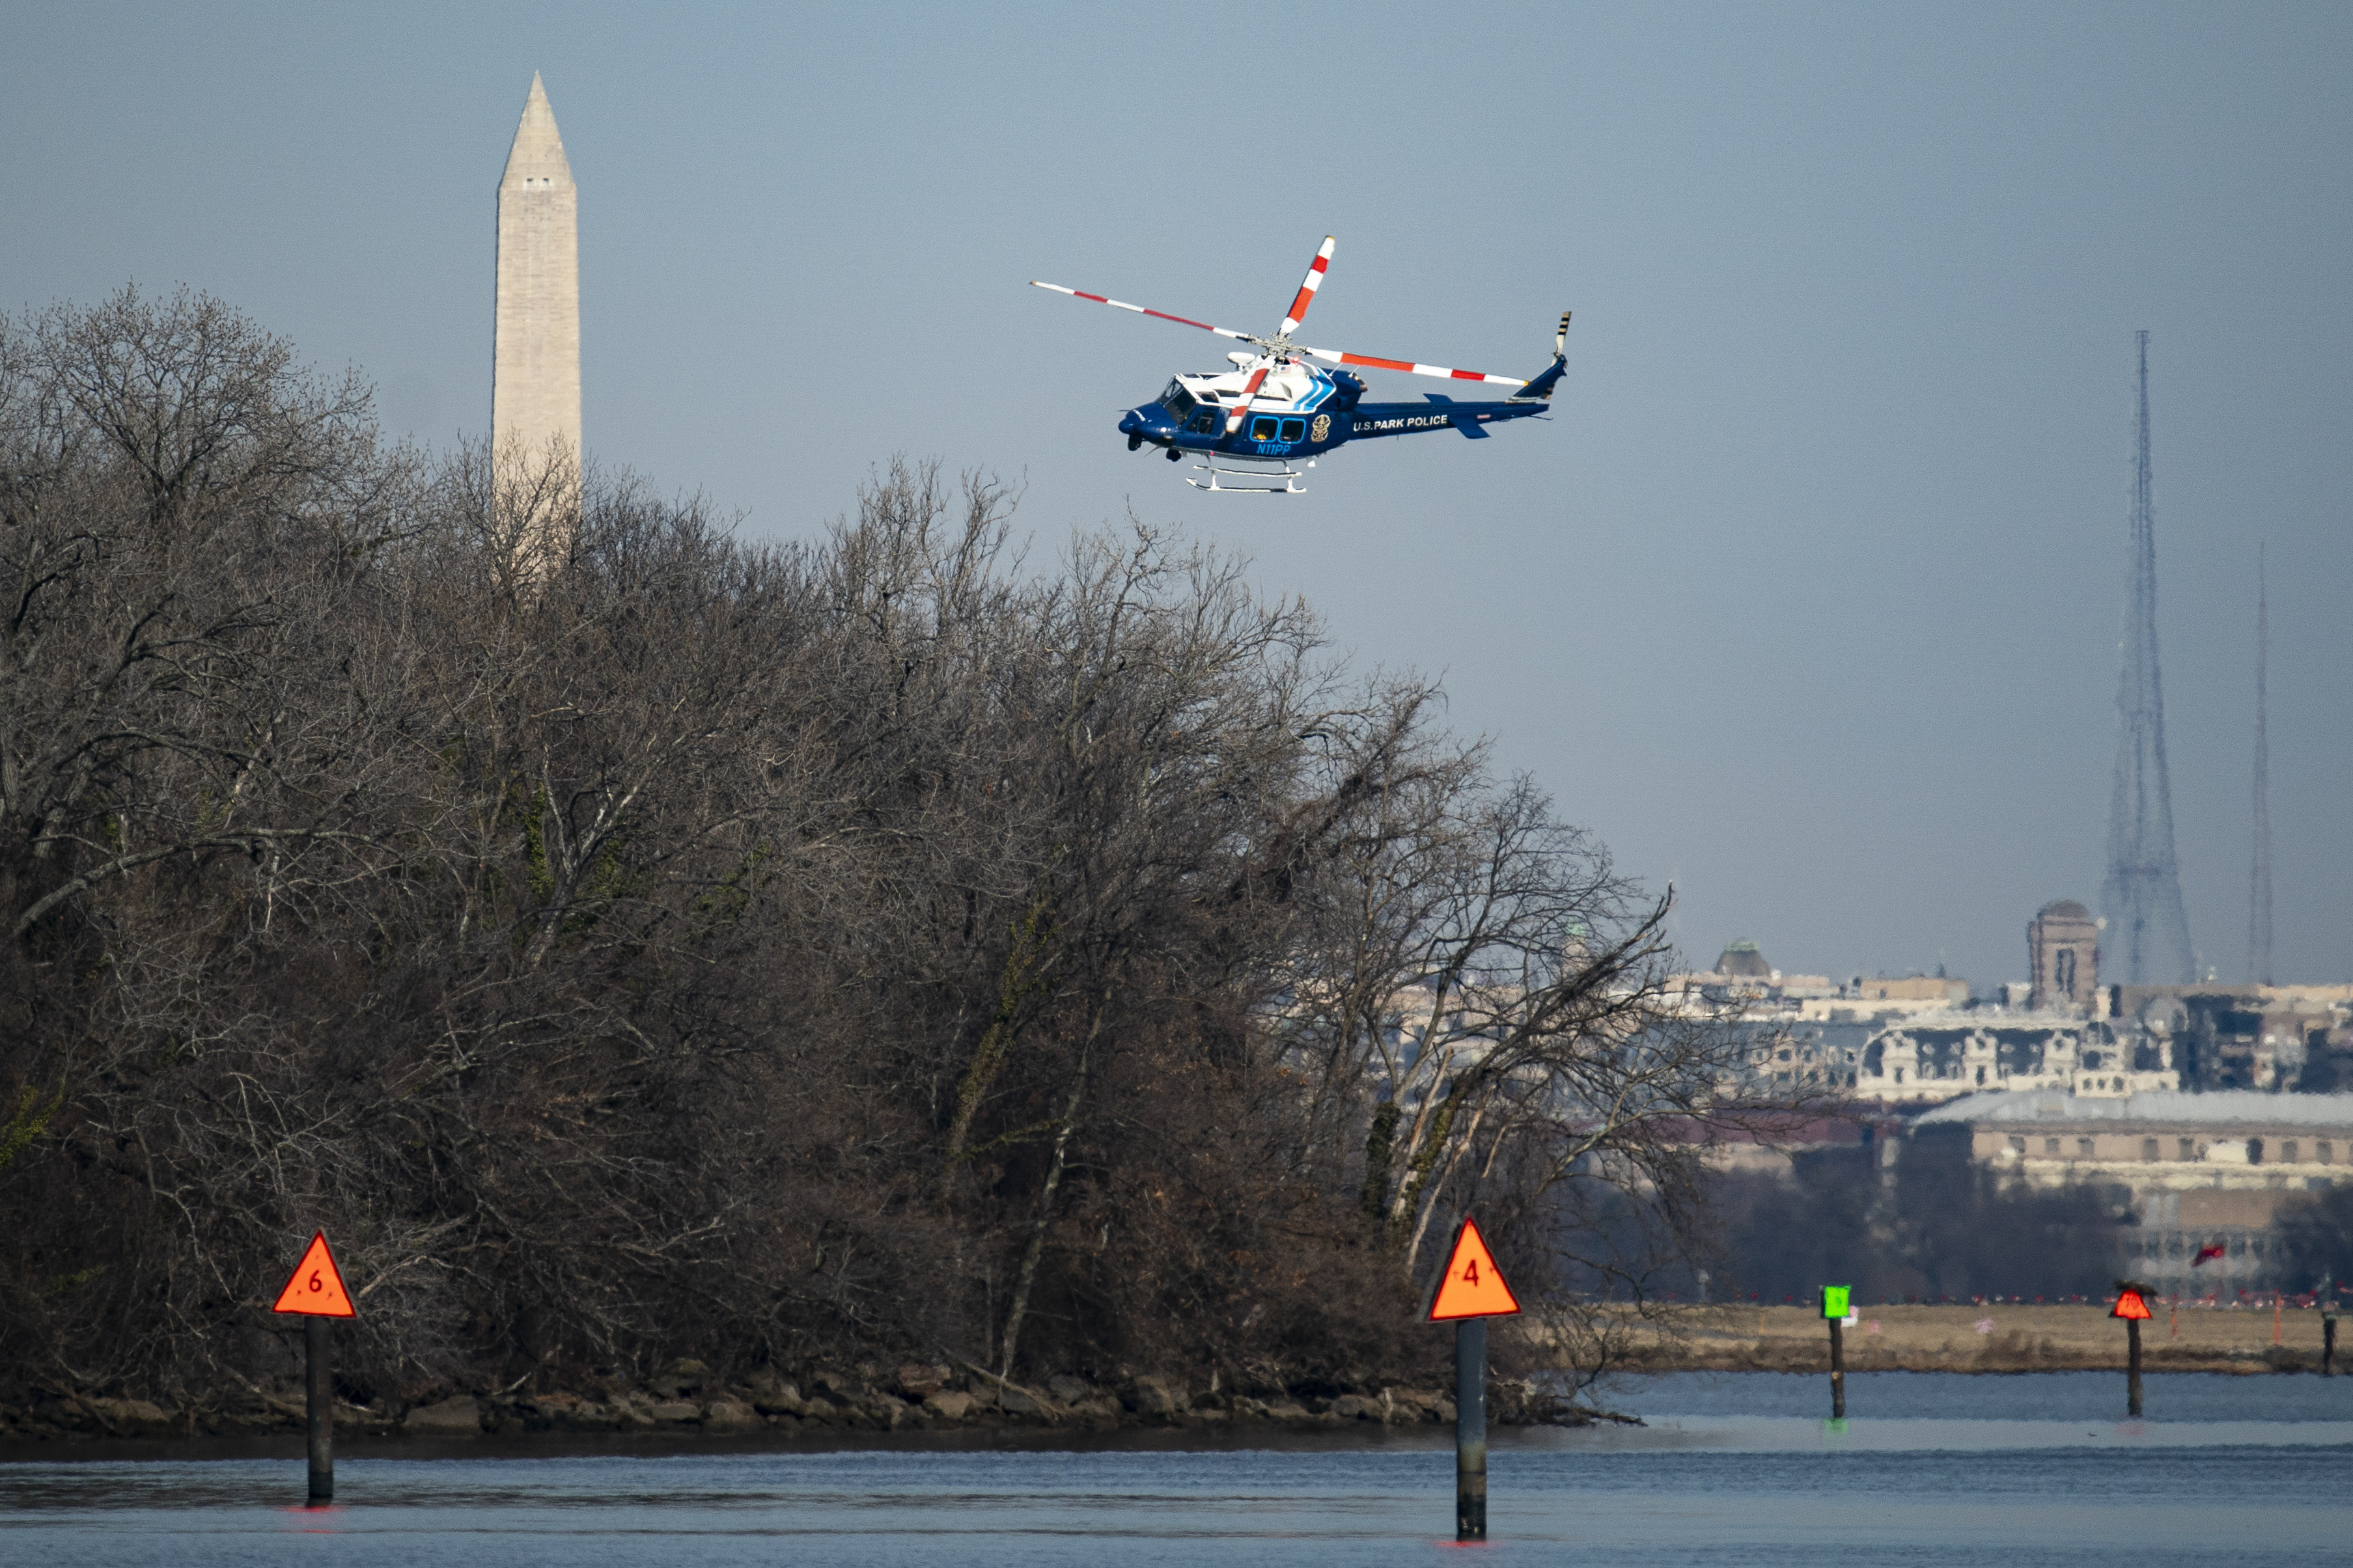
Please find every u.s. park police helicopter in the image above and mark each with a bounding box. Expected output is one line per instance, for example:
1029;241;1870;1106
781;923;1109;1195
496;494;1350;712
1032;236;1568;493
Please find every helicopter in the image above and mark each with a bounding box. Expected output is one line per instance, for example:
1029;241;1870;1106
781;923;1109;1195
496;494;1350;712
1031;236;1568;493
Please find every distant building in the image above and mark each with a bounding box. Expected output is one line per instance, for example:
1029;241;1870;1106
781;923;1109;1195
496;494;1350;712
1848;976;1971;1005
2115;984;2353;1092
1679;903;2353;1289
1865;1015;2172;1100
1666;941;1956;1015
1712;1013;2167;1103
2027;900;2100;1011
1915;1090;2353;1290
1693;904;2351;1107
1716;940;1772;979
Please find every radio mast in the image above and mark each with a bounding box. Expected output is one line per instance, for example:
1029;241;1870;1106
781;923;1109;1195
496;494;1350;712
2248;545;2272;986
2101;331;2197;985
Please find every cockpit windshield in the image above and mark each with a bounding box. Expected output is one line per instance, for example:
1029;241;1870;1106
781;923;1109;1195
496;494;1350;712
1160;380;1196;419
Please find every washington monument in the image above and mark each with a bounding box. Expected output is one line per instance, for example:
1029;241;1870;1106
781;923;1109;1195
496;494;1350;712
494;73;580;484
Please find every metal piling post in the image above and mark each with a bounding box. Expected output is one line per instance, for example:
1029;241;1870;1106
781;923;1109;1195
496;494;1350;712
2111;1280;2152;1418
1455;1318;1486;1542
1829;1315;1846;1419
2126;1316;2143;1418
306;1317;334;1503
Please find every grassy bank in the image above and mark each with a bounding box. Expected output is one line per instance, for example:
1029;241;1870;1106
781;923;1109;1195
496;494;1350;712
1600;1302;2335;1373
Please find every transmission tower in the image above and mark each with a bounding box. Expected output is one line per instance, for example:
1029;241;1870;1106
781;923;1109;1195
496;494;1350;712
2102;331;2197;985
2248;544;2272;985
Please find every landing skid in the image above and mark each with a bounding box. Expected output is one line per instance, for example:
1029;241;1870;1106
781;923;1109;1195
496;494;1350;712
1186;454;1311;494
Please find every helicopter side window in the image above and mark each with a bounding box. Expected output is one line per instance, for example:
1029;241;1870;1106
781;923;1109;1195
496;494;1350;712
1161;381;1195;419
1277;417;1306;442
1249;415;1279;441
1186;409;1219;435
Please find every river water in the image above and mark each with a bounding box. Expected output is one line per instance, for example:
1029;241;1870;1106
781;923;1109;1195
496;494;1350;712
4;1373;2347;1565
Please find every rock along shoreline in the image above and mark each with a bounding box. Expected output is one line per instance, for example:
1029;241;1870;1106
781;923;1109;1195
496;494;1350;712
0;1360;1617;1446
23;1303;2328;1446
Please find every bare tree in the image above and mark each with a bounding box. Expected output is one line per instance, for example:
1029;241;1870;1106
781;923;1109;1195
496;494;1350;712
0;291;1745;1418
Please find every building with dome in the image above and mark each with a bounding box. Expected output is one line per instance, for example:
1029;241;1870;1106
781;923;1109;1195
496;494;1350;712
1715;940;1773;979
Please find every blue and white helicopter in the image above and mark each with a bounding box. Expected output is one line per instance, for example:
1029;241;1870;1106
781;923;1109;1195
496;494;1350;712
1033;236;1568;493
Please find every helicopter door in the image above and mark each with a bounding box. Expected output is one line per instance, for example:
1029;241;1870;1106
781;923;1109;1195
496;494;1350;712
1185;408;1219;435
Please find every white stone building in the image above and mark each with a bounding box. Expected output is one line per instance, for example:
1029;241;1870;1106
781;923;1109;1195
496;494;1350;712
1914;1090;2353;1291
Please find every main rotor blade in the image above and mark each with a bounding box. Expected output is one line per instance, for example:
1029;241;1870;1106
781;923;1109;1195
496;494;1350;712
1224;361;1273;435
1276;236;1336;338
1029;281;1257;343
1298;345;1526;389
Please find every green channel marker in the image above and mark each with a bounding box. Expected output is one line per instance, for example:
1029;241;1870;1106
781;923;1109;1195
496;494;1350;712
1820;1285;1850;1319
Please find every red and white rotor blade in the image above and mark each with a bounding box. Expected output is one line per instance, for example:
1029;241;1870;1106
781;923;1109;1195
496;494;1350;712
1029;281;1257;343
1298;345;1526;390
1223;361;1273;435
1276;236;1336;338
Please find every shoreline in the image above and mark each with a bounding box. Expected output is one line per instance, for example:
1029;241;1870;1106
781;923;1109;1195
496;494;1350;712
6;1302;2335;1450
0;1366;1509;1449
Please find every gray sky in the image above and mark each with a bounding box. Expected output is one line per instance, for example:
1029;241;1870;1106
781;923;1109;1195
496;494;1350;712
7;1;2348;987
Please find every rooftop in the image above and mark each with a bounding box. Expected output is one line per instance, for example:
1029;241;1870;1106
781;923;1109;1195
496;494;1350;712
1716;941;1772;978
1915;1090;2353;1129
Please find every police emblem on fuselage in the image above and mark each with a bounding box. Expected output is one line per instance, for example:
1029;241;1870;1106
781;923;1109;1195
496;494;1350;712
1310;413;1331;443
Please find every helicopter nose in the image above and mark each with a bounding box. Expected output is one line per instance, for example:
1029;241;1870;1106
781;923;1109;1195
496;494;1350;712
1119;410;1143;436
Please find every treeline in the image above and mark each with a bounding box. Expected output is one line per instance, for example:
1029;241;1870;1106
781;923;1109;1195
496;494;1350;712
0;288;1733;1410
2276;1188;2353;1291
1707;1127;2127;1302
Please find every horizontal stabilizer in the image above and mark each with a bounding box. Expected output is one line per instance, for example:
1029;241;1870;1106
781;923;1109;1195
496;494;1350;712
1421;393;1488;436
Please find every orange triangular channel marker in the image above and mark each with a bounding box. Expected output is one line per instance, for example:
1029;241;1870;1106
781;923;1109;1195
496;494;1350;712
272;1231;356;1317
1428;1216;1521;1321
2110;1288;2152;1321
